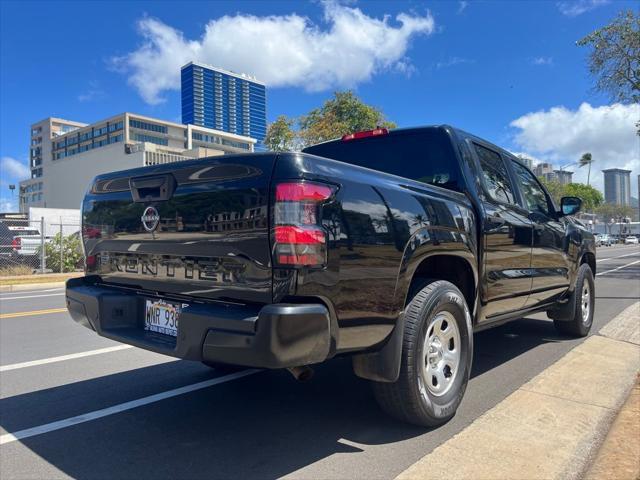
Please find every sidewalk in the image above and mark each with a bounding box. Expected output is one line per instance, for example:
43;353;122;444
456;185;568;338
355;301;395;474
0;271;82;291
396;302;640;480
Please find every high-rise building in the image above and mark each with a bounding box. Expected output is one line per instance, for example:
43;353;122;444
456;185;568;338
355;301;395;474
602;168;631;205
181;62;267;149
533;162;555;182
21;117;88;207
19;113;255;211
518;156;533;170
553;169;573;186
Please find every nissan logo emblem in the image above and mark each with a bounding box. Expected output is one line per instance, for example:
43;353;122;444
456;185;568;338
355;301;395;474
141;206;160;232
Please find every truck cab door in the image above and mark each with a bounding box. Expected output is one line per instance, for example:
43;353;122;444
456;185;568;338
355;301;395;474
510;161;571;307
471;143;533;322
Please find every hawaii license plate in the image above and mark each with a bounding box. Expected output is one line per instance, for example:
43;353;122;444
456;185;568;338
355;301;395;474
144;299;182;337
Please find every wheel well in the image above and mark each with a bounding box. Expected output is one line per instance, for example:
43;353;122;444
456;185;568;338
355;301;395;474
408;255;475;312
581;252;596;275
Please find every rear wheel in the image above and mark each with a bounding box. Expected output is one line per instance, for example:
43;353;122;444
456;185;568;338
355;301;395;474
552;263;594;337
372;280;473;427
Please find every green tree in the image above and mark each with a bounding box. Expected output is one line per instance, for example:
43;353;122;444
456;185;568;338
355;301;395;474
298;91;396;147
563;183;603;212
578;152;593;186
577;10;640;103
596;203;635;233
538;177;566;206
538;177;604;213
264;115;297;152
42;233;84;273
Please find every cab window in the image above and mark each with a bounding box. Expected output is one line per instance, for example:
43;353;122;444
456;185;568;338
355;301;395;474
473;143;516;204
511;160;552;216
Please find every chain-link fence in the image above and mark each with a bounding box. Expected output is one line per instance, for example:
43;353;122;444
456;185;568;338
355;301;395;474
0;216;83;276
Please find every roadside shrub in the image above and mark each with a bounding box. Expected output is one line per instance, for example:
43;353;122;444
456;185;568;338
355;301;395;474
43;233;84;272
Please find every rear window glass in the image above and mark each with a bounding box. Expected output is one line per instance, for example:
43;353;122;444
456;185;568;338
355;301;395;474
303;130;461;192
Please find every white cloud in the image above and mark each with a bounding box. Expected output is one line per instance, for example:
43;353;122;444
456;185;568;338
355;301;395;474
0;199;17;213
557;0;609;17
510;103;640;195
111;2;435;104
457;1;469;14
532;56;553;66
436;57;475;69
1;156;30;180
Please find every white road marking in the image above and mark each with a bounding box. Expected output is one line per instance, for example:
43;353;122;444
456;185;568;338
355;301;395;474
597;251;640;263
0;292;65;300
0;287;64;297
0;345;134;372
0;369;260;445
596;259;640;277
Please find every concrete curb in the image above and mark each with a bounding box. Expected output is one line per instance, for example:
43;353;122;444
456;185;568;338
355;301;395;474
396;302;640;480
0;282;67;292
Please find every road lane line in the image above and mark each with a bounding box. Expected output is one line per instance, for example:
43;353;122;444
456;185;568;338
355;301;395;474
596;260;640;277
597;251;640;263
0;308;67;319
0;345;134;372
0;369;261;445
0;293;65;300
0;287;64;296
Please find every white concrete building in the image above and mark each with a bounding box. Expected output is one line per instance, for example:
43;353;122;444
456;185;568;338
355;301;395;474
19;113;256;211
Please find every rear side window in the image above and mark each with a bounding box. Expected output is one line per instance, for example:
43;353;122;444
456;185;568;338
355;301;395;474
473;144;516;204
511;160;551;215
303;130;462;191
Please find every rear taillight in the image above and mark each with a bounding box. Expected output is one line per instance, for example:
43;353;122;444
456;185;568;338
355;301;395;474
272;181;335;267
341;128;389;141
11;237;21;251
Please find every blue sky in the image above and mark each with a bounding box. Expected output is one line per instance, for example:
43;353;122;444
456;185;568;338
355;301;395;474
1;0;638;211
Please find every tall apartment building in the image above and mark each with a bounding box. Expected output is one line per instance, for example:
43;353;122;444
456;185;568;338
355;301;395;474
602;168;631;205
19;113;255;211
22;117;88;207
530;162;573;185
181;62;267;149
553;169;573;186
516;156;533;170
533;162;555;182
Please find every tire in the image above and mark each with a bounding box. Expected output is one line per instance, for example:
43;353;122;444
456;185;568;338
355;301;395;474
553;263;595;337
372;280;473;427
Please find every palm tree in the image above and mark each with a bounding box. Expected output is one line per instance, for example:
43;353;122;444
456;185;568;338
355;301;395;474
412;214;428;227
579;153;593;186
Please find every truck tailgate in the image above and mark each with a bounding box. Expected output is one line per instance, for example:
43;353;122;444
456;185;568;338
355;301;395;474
82;154;277;304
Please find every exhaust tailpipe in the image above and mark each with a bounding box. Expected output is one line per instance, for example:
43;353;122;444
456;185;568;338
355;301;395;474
287;365;314;382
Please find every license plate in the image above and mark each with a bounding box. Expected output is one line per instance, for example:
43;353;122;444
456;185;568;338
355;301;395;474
144;299;182;337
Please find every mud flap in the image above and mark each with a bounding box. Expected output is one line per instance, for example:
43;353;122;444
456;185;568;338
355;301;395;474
352;313;404;383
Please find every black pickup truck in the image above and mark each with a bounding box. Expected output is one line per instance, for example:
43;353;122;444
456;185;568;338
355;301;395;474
66;126;596;427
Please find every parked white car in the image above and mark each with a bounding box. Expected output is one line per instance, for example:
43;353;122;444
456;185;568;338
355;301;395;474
624;236;639;245
10;227;42;257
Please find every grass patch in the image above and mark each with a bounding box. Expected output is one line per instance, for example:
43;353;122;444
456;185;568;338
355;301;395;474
0;265;33;276
0;271;82;286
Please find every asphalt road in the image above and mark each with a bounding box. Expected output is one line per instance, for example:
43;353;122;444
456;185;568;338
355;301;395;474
1;244;638;480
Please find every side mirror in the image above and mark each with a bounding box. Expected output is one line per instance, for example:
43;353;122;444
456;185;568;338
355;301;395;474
560;196;581;216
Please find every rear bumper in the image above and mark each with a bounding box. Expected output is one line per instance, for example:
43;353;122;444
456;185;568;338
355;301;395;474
65;276;333;369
